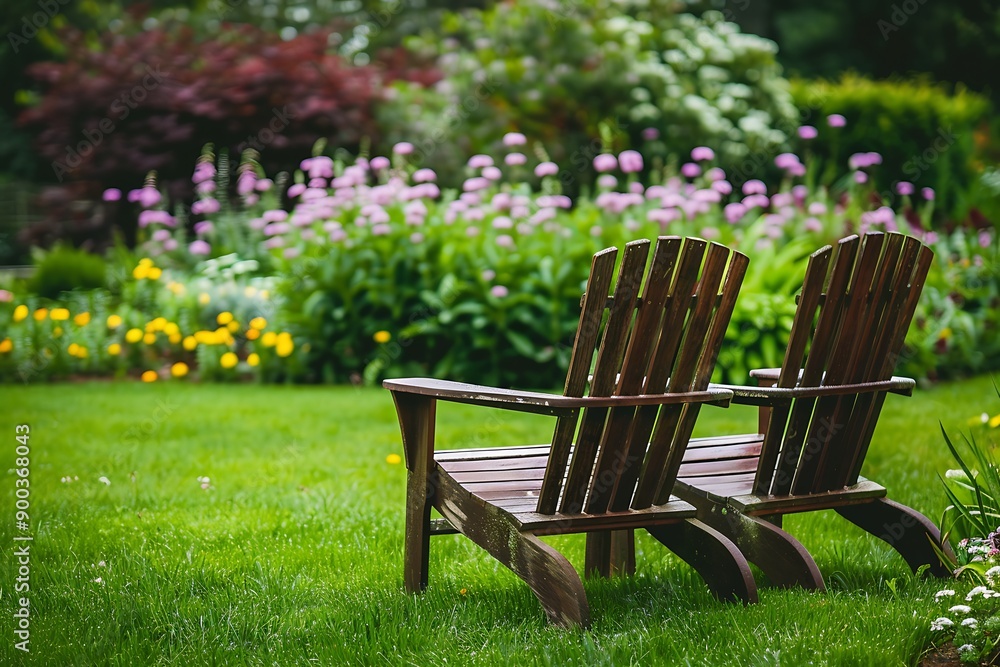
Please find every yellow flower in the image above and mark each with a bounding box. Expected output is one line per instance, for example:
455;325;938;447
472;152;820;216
106;314;122;328
990;415;1000;429
13;305;28;322
250;317;267;330
373;330;391;344
171;362;189;378
50;308;69;321
245;328;260;341
139;258;153;267
52;326;63;338
150;317;166;331
166;281;185;295
74;312;91;326
141;370;158;383
220;352;238;369
261;331;277;347
33;308;48;321
275;332;294;358
68;343;80;356
163;322;179;336
198;292;211;306
182;335;197;350
143;332;157;345
76;346;88;359
217;311;234;325
215;327;234;345
0;338;12;354
260;290;270;300
168;332;181;345
133;265;149;280
939;327;953;341
147;267;162;280
386;453;402;465
247;353;260;367
125;328;144;344
226;320;239;333
107;343;121;355
194;330;217;345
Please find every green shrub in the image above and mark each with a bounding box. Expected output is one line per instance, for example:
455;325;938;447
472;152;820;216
29;245;108;299
790;75;992;218
379;3;798;189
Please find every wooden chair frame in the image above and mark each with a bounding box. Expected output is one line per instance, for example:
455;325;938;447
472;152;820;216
385;237;758;628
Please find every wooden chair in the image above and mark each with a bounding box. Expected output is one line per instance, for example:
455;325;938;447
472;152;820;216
384;237;757;628
664;232;953;590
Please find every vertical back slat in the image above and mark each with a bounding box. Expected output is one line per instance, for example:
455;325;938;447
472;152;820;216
559;241;650;514
536;247;619;513
752;246;832;494
584;238;682;513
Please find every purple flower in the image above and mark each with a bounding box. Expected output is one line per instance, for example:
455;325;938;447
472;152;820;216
192;163;215;184
854;171;868;184
255;178;273;192
463;177;490;192
648;208;679;225
194;221;214;236
103;188;122;202
681;163;702;179
922;187;935;200
191;198;220;216
711;180;733;195
503;132;527;147
189;240;211;256
691;147;715;162
265;222;290;236
849;152;883;170
163;238;178;252
895;181;914;196
468;154;494;169
482;166;502;181
138;210;174;227
979;230;992;248
282;247;302;260
371;223;392;236
409;232;424;244
775;153;801;170
287;183;307;198
593;153;618;172
724;202;747;224
642;127;660;141
490;285;509;298
237;173;257;196
495;234;515;249
127;189;142;203
0;289;12;302
370;156;390;170
152;229;171;242
618;150;644;174
597;174;618;189
808;202;828;215
804;217;823;233
263;209;288;223
393;142;414;155
798;126;818;140
504;152;527;166
706;167;726;182
742;180;767;195
196;180;216;194
534;162;558;177
827;114;847;128
742;194;769;209
138;187;161;209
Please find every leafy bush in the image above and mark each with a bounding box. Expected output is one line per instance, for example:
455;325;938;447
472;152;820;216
29;245;108;299
790;75;992;218
379;3;798;189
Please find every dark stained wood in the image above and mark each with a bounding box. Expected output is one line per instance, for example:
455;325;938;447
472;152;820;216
673;232;949;595
385;237;755;627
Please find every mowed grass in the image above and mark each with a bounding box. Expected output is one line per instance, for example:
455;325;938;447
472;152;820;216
0;375;994;666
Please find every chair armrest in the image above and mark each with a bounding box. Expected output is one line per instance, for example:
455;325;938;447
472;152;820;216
384;377;733;417
710;374;915;406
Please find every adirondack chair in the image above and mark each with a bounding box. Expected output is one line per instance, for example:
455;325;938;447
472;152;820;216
660;231;953;590
384;237;757;628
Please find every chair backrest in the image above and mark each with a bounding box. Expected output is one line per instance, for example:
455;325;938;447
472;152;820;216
536;237;749;515
753;232;934;497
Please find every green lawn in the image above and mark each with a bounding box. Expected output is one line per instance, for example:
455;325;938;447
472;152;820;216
0;376;994;665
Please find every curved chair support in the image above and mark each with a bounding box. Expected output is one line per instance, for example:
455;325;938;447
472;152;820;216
836;498;955;577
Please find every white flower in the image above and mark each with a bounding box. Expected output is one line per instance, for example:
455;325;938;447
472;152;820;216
962;618;979;628
93;577;104;585
966;586;990;600
935;589;956;600
958;644;976;654
98;476;111;486
931;617;955;631
950;605;972;614
987;567;1000;585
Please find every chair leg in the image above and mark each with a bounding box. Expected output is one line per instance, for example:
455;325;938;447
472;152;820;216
436;473;591;628
404;468;433;593
646;518;758;603
585;530;635;578
836;498;955;577
696;501;826;591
